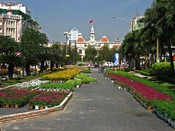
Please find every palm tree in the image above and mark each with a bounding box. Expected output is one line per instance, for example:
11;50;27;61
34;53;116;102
120;30;145;70
144;0;175;76
0;36;21;79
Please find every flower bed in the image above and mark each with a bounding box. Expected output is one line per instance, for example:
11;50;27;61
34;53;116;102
29;91;68;107
40;79;82;91
75;73;96;83
0;88;69;109
80;69;91;74
42;68;79;81
39;73;96;91
152;101;175;128
106;74;172;101
13;79;49;89
0;88;39;107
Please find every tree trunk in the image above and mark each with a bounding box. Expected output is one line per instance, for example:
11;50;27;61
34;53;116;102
25;63;31;76
8;63;14;79
135;54;141;70
50;61;54;72
167;40;174;76
40;61;44;72
128;59;134;69
56;63;58;68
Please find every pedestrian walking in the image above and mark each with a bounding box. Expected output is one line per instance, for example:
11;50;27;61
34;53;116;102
88;64;91;70
98;64;102;73
101;65;104;73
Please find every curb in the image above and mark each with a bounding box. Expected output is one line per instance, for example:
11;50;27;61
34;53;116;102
0;92;73;124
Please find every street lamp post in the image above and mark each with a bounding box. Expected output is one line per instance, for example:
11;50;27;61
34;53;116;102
64;32;68;55
74;40;77;65
22;41;25;77
64;32;69;64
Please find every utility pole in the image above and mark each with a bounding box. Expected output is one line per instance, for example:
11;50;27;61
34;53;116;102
156;38;160;62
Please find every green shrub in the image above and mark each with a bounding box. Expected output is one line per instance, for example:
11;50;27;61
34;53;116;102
75;73;96;83
105;68;115;74
151;62;171;76
152;101;175;119
80;70;91;74
73;79;82;85
156;75;175;84
124;68;132;72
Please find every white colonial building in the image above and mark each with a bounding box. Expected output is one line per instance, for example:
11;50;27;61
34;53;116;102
0;10;23;42
65;24;121;60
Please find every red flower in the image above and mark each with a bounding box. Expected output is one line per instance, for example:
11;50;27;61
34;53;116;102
107;74;173;101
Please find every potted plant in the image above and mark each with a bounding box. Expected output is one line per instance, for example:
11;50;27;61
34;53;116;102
74;79;82;88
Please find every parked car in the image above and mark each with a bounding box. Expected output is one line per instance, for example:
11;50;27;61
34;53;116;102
103;62;114;67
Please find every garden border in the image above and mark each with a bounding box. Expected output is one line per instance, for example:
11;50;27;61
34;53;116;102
0;92;73;124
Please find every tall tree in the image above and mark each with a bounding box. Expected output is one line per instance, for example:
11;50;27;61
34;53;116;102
21;28;48;75
144;0;175;76
49;43;65;71
84;45;97;63
98;45;111;62
120;30;146;70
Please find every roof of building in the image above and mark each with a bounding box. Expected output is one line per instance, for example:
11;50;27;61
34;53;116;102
77;37;85;43
113;44;121;49
100;36;109;43
0;8;30;19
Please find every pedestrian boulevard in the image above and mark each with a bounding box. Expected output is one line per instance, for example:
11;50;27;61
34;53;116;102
0;69;174;131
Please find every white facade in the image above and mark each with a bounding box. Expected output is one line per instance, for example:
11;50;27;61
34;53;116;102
0;12;22;42
69;27;82;41
65;25;121;60
0;2;33;42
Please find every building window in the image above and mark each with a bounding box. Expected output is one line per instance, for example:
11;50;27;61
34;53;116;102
79;50;82;54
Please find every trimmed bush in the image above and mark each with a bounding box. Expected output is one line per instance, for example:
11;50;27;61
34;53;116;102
151;62;171;76
75;73;96;83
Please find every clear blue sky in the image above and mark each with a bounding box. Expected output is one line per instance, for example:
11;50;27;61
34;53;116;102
17;0;152;43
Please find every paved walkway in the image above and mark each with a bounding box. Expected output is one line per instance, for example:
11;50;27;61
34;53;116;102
0;69;174;131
